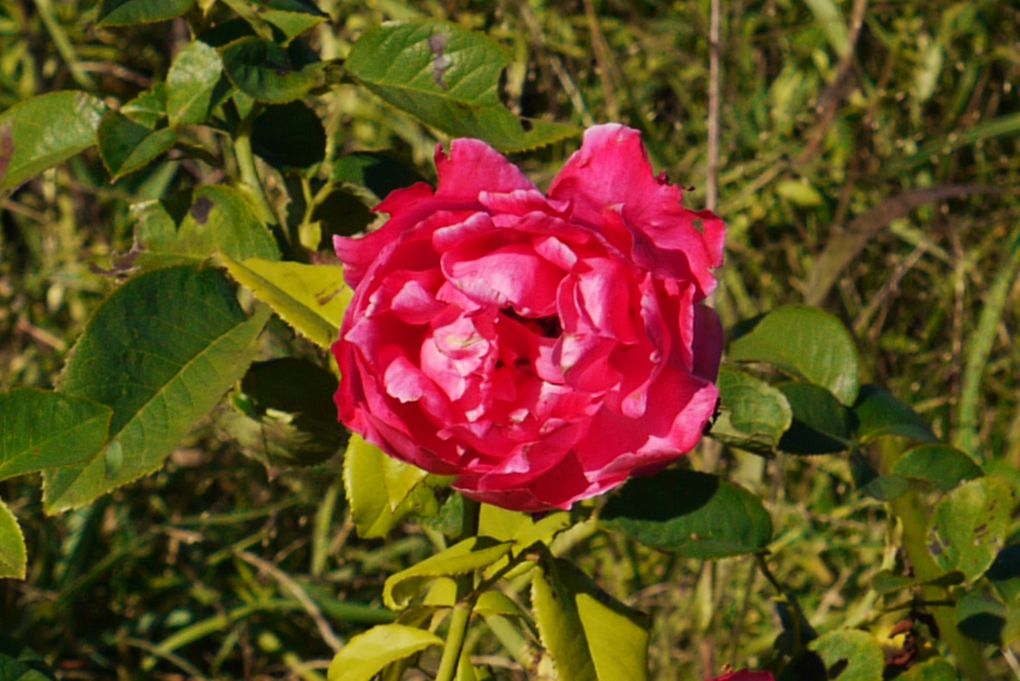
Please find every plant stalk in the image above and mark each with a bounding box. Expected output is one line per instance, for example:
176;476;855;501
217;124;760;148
433;497;482;681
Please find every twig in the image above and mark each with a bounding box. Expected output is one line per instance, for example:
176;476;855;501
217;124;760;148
236;550;343;653
582;0;619;121
706;0;722;212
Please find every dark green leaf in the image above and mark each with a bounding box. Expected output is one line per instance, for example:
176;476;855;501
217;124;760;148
853;385;937;443
0;635;56;680
778;382;856;454
262;0;328;41
0;389;112;482
729;306;860;405
956;590;1006;645
870;569;964;595
133;185;281;267
892;444;982;493
850;451;911;501
345;22;579;152
166;40;225;127
251;102;325;172
601;470;772;558
930;477;1016;581
97;111;177;180
332;151;426;200
0;91;106;191
221;37;324;103
43;266;270;512
710;366;793;453
217;358;342;469
0;499;25;580
312;188;376;243
96;0;195;26
987;545;1020;604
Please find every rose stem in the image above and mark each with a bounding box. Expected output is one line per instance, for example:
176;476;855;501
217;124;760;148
434;497;482;681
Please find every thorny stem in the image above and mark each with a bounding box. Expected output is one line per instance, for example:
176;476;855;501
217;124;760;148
434;498;482;681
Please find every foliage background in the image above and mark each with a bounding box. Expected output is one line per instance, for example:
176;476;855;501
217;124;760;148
1;0;1019;678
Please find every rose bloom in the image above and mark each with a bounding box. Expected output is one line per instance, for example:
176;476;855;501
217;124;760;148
333;124;724;512
711;671;774;681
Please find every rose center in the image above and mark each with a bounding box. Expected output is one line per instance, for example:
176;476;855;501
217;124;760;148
500;308;562;339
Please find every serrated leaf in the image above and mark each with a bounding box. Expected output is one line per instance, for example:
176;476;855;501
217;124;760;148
532;556;649;681
853;386;937;443
711;366;792;453
342;434;438;539
43;266;270;512
251;102;325;172
930;477;1016;581
600;470;772;559
98;111;177;180
778;382;856;454
326;624;442;681
167;40;225;127
134;186;281;267
97;0;195;26
217;256;350;348
221;37;325;103
729;306;860;406
0;91;106;191
383;536;512;610
808;630;884;681
345;22;579;153
0;499;26;580
0;389;112;482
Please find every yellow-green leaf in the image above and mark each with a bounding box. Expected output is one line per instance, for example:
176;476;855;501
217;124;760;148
384;536;513;610
326;624;441;681
0;498;26;580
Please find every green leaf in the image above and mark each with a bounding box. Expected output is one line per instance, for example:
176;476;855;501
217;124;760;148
262;0;328;41
987;545;1020;604
776;179;825;207
345;22;579;153
121;83;168;129
326;624;442;681
729;306;861;406
217;256;350;348
808;630;884;681
0;389;113;482
532;556;649;681
251;102;325;172
955;590;1005;644
43;266;270;512
892;444;982;492
930;477;1016;581
0;637;57;680
221;37;325;103
383;536;512;610
870;569;964;595
217;358;342;469
897;658;959;681
600;470;772;559
97;111;177;181
0;499;26;580
710;366;793;453
97;0;195;26
342;434;438;540
134;186;281;267
778;382;856;454
0;91;106;192
166;40;225;127
853;386;937;443
332;151;426;200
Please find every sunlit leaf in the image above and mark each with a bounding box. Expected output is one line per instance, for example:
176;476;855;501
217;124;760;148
326;624;441;681
345;22;579;152
892;444;982;492
729;306;860;406
808;629;884;681
930;477;1016;581
711;366;792;453
0;91;105;191
217;256;350;348
0;499;26;580
383;536;512;610
166;40;226;127
97;0;194;26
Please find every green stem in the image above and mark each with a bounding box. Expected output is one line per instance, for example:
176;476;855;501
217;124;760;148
755;553;809;654
435;601;473;681
233;115;277;226
889;482;989;679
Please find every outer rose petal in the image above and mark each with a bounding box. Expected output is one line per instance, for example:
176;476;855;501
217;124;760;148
333;125;726;513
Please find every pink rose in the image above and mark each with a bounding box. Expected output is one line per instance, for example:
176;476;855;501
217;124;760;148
710;671;774;681
333;124;724;512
